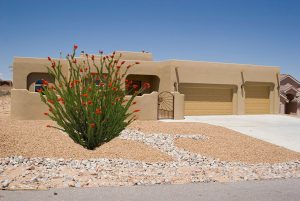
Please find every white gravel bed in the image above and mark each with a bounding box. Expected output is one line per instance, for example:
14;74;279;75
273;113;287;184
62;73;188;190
1;129;300;190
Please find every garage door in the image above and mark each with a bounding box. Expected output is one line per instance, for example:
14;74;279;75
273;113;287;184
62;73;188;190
179;85;233;115
245;85;270;114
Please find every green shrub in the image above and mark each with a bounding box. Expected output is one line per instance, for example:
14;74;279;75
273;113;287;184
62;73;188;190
39;45;150;150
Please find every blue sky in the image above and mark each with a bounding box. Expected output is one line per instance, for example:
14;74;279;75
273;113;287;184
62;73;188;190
0;0;300;80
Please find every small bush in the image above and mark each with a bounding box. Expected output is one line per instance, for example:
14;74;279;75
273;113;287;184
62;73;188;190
39;45;149;150
0;90;11;97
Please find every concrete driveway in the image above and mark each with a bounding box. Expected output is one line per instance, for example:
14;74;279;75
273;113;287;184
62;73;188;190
162;115;300;153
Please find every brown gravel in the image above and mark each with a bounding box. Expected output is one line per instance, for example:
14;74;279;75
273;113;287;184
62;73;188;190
2;95;300;164
0;96;172;162
129;121;300;164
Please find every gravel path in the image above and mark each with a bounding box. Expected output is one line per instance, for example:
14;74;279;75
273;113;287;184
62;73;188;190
1;96;300;190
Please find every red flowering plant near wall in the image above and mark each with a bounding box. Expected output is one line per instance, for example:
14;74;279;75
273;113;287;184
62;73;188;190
39;45;150;150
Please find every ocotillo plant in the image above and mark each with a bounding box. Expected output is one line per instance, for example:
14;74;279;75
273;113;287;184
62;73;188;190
39;45;150;150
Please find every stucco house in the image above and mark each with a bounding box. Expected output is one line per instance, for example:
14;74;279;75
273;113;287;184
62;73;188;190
11;51;280;120
280;74;300;115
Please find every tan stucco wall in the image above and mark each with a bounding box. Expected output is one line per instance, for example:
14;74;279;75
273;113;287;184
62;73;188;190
173;92;184;120
126;92;158;120
11;89;49;120
11;52;280;120
168;60;280;114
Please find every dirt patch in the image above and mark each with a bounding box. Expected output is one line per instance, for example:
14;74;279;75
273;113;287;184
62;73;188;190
129;121;300;164
0;118;172;162
0;96;172;162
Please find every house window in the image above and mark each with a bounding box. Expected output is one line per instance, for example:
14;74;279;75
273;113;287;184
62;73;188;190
34;79;47;94
125;74;160;96
27;73;54;92
126;80;142;95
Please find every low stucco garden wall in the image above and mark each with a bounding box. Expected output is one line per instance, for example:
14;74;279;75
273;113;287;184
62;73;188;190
11;90;185;120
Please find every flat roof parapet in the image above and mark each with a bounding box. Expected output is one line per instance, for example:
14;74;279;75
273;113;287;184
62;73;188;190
80;51;153;61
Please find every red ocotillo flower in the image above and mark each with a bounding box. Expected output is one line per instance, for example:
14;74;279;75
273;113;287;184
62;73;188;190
91;72;97;76
87;100;93;105
44;112;49;116
91;55;95;61
95;108;102;115
73;44;78;50
133;109;140;113
81;93;88;97
133;84;139;89
80;68;83;72
57;97;64;102
82;102;86;106
51;61;56;68
90;123;95;128
42;80;48;86
46;125;51;128
47;56;52;61
143;82;151;89
121;61;125;65
135;62;140;64
37;88;43;93
126;65;132;69
72;59;77;64
47;99;54;104
132;101;137;105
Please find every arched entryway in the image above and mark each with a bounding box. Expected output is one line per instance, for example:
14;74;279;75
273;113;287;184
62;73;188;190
285;94;298;114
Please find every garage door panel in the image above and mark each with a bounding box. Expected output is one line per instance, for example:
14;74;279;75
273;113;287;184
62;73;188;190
185;101;232;109
179;85;233;115
245;86;270;114
185;96;232;102
185;109;232;115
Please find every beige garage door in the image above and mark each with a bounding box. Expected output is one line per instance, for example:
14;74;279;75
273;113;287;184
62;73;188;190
245;85;270;114
179;85;233;115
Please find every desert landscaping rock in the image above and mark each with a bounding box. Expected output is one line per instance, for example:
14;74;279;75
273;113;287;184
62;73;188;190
0;129;300;190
